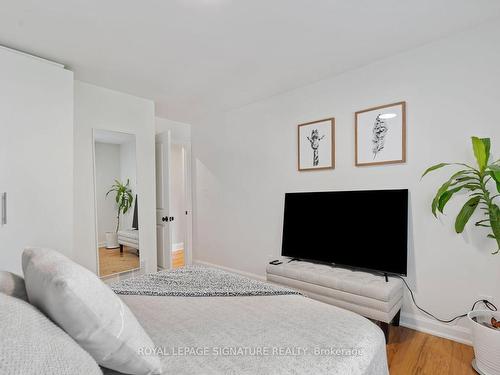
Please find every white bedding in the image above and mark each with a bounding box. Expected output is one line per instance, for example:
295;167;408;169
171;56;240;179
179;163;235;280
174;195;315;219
103;294;388;375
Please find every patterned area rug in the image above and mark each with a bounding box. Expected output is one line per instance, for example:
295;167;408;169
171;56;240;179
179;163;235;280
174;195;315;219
110;265;300;297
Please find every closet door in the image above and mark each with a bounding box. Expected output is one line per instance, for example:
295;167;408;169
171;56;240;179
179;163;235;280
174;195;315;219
0;47;74;274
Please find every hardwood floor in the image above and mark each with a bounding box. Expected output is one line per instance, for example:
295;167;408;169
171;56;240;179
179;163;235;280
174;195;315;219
172;249;185;268
99;246;140;277
387;326;475;375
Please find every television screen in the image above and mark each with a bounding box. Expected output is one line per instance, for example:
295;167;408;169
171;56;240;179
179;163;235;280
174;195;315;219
281;189;408;275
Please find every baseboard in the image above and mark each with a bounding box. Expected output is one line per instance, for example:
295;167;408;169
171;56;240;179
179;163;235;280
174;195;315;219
193;260;266;281
400;312;472;345
98;241;106;248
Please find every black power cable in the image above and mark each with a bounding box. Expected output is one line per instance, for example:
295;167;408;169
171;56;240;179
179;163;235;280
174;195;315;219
305;262;497;323
393;274;497;323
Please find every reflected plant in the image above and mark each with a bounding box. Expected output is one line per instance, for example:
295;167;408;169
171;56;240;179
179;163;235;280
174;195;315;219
106;179;133;232
422;137;500;253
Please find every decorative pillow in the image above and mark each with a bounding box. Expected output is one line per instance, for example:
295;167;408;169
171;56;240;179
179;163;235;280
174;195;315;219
0;271;28;301
0;293;102;375
22;247;162;375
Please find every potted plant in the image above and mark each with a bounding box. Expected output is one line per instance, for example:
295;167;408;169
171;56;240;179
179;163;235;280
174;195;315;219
105;179;134;249
423;136;500;375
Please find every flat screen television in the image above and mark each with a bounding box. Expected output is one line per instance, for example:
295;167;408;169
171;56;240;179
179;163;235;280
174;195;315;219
281;189;408;275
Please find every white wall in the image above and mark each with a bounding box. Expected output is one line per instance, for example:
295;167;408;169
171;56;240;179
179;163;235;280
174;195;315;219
192;21;500;344
74;81;157;273
170;143;185;248
0;46;74;275
95;142;121;244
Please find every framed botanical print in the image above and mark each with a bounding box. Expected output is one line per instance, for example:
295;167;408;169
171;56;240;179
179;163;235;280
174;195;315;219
297;117;335;171
355;101;406;166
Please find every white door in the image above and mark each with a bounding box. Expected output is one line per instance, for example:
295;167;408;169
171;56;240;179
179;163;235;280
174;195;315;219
181;143;193;266
155;131;172;269
0;47;74;274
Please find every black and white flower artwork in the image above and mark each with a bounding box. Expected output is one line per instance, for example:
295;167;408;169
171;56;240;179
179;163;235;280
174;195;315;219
372;114;389;159
355;102;406;166
298;118;335;171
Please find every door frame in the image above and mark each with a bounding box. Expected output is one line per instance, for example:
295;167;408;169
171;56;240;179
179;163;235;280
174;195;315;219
155;131;193;268
155;131;172;269
179;140;193;266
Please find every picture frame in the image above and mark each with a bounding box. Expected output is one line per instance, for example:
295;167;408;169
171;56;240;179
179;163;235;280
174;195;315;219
297;117;335;171
355;101;406;166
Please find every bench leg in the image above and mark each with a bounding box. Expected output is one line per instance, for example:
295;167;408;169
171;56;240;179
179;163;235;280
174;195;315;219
380;309;401;344
392;309;401;327
380;322;390;343
119;244;123;253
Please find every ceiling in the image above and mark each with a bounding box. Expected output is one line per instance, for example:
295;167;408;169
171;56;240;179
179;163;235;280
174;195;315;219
1;1;500;123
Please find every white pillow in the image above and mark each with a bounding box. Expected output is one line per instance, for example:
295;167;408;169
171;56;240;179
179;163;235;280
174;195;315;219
0;293;103;375
0;271;28;301
22;247;162;375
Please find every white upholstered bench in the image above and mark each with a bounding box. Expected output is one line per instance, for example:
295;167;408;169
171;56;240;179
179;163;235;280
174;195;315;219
117;229;139;254
266;261;403;341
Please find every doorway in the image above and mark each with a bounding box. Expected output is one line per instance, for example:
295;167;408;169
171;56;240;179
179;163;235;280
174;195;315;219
156;131;192;270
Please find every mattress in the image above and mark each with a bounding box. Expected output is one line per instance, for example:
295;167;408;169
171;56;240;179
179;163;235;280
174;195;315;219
103;294;388;375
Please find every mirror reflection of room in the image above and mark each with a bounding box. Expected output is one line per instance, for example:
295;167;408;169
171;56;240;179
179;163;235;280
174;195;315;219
94;130;139;277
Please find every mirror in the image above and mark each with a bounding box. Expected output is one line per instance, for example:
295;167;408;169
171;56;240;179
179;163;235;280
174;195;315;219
93;130;140;277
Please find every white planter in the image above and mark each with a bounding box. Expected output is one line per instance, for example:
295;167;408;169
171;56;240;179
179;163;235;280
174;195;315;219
469;310;500;375
105;232;119;249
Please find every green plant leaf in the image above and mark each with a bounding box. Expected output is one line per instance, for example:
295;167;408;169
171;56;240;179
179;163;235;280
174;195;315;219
472;137;487;171
490;204;500;229
422;163;451;178
488;204;500;253
455;175;477;182
437;187;460;213
455;196;481;233
438;184;480;213
492;176;500;194
488;167;500;193
489;166;500;188
431;170;480;216
432;181;453;217
422;161;479;179
480;138;490;162
483;138;491;162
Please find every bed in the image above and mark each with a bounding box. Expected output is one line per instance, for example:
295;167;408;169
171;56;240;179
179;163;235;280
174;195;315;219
104;267;389;375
